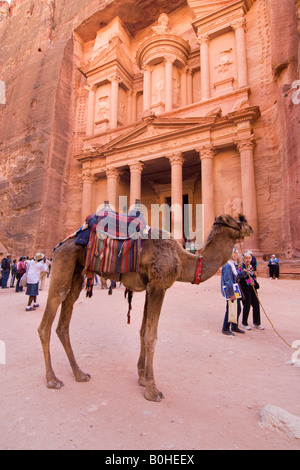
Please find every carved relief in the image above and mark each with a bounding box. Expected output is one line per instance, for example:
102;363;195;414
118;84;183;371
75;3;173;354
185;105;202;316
96;96;109;120
215;48;234;76
152;13;170;35
224;197;243;218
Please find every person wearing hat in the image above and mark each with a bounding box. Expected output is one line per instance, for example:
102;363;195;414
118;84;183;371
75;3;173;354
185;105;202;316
268;254;279;279
25;253;47;311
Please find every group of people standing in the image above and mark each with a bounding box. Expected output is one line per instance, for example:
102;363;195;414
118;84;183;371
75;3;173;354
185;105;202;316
0;253;51;311
221;248;265;336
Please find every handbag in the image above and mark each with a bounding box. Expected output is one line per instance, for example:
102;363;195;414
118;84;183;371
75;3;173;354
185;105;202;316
19;272;27;287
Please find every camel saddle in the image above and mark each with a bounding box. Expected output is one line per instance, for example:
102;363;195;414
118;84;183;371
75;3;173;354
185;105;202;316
82;208;147;297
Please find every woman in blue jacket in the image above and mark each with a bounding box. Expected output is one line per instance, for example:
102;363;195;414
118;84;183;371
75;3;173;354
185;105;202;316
221;248;244;336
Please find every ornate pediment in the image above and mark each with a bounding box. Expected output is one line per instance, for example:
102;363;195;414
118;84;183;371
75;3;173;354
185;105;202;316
187;0;255;18
95;116;217;154
80;36;134;82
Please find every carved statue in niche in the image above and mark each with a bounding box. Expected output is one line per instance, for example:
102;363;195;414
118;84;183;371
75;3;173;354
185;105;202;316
153;81;164;104
215;48;233;76
172;77;180;108
152;13;170;35
118;97;126;125
96;96;109;120
224;197;243;218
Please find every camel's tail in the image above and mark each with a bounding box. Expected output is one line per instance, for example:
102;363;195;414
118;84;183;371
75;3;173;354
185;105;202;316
124;288;133;324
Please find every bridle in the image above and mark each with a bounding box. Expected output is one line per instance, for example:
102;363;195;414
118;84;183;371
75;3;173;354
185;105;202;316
213;220;242;234
192;219;243;285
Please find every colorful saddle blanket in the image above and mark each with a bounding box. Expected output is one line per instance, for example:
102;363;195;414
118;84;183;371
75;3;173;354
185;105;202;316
83;209;147;298
85;229;142;275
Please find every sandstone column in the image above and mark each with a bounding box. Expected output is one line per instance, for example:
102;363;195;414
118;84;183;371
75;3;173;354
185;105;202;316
129;162;144;207
131;91;137;122
106;167;119;211
180;67;188;107
168;153;184;240
110;74;119;128
198;145;215;240
81;172;94;220
232;18;248;88
142;65;152;112
86;85;96;136
198;34;210;101
236;137;259;250
164;56;174;112
187;68;193;105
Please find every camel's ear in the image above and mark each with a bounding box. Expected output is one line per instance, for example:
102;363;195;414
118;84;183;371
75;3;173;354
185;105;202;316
238;214;247;224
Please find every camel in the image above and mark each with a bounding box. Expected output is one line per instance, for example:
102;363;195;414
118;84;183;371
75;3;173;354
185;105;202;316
38;213;253;402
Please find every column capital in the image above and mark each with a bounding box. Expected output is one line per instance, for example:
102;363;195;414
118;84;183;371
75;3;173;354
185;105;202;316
129;161;144;174
164;55;176;64
231;18;247;32
105;167;120;180
85;83;97;93
168;152;184;166
142;64;154;73
82;173;94;184
108;73;122;83
235;136;256;152
197;33;209;45
197;145;215;161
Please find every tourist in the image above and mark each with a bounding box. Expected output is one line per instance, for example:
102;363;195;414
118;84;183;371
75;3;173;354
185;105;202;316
268;254;279;279
249;250;257;274
25;253;48;311
1;254;12;288
15;257;26;292
10;259;17;288
237;252;264;330
221;247;244;336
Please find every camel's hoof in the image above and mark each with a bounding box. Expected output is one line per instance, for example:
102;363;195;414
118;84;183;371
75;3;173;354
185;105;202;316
144;385;164;402
75;372;91;383
47;378;64;389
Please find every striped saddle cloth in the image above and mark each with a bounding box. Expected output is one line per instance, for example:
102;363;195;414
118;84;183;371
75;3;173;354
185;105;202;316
85;229;142;275
83;209;146;297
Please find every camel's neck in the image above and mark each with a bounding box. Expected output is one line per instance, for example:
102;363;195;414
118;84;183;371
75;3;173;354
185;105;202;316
200;231;236;281
177;231;237;283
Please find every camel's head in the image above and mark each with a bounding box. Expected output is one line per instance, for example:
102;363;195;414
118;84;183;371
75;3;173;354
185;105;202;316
214;214;253;240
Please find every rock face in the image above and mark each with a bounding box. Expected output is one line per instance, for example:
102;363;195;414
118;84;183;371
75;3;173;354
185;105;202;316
260;405;300;439
0;0;299;268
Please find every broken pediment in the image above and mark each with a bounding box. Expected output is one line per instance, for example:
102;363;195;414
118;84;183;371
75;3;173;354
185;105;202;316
187;0;255;18
81;35;134;81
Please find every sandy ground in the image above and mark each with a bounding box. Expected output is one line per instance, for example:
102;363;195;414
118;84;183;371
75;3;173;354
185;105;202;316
0;274;300;451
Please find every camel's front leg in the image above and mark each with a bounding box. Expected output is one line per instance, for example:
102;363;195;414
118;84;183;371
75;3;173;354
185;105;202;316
56;271;91;384
38;295;65;389
140;285;166;402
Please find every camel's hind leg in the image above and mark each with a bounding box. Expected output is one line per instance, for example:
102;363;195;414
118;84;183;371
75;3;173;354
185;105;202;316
138;284;166;402
56;268;90;383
